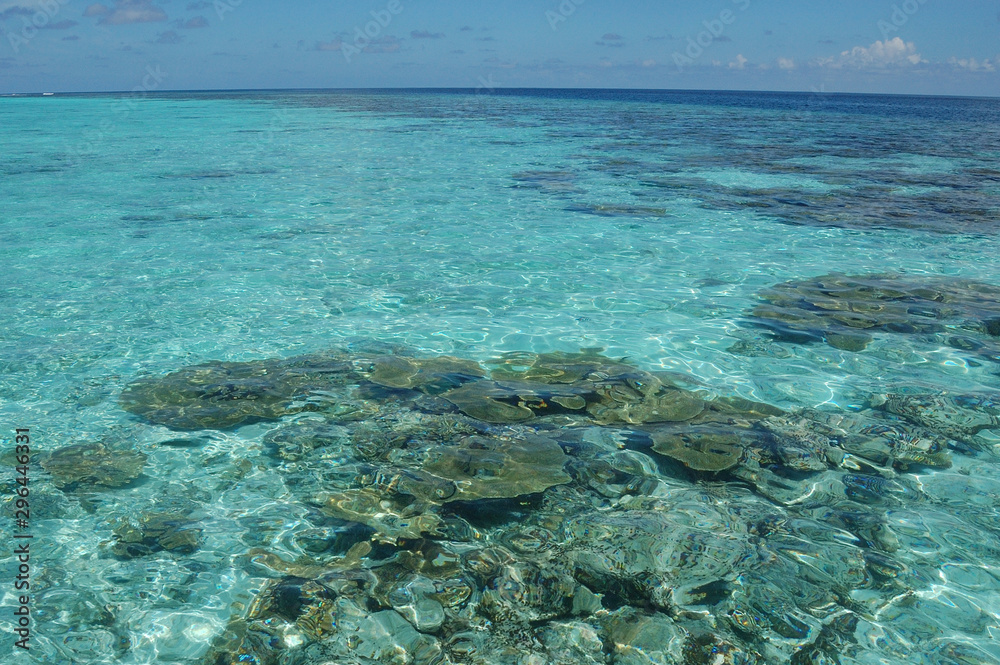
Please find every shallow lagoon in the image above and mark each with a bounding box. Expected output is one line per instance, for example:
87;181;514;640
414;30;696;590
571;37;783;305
2;90;1000;664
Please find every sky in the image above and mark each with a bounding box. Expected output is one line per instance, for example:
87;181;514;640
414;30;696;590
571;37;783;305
0;0;998;95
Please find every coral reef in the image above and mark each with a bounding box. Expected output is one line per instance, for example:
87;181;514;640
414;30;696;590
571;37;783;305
740;273;1000;359
105;346;1000;665
41;443;147;489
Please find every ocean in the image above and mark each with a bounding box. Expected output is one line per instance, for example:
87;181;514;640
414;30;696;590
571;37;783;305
2;89;999;664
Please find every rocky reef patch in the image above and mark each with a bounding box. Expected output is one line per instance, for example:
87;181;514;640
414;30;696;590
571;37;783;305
735;273;1000;361
38;342;1000;665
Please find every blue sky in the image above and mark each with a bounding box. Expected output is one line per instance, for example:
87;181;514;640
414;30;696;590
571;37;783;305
1;0;998;95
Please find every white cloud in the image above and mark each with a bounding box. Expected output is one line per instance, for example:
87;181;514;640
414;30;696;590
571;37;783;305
95;0;167;26
777;57;795;70
728;54;748;70
948;56;996;72
820;37;924;69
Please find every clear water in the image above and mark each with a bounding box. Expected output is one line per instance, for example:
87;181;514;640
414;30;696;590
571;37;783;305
2;89;1000;664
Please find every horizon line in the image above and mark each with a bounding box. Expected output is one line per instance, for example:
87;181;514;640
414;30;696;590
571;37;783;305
1;86;998;101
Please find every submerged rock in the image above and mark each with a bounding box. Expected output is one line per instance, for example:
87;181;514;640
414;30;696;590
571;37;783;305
415;434;572;502
564;502;755;611
754;417;836;472
263;420;349;461
649;425;746;472
511;170;581;193
245;541;372;580
119;351;357;430
387;575;447;633
567;203;668;217
41;443;147;489
743;273;1000;359
539;620;608;665
441;380;593;423
588;384;706;426
312;430;571;543
727;339;794;359
437;350;721;428
487;349;640;385
222;575;444;664
215;537;462;665
683;631;766;665
111;511;202;558
349;411;478;463
316;488;443;541
370;432;572;507
115;345;988;665
360;354;486;393
481;560;581;623
810;409;954;469
871;392;1000;446
645;413;837;475
601;609;684;665
346;609;445;664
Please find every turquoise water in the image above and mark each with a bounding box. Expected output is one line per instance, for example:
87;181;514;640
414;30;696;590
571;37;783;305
2;90;1000;664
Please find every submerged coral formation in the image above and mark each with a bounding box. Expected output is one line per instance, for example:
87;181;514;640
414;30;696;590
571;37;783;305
416;433;572;502
361;354;487;393
871;392;1000;448
41;443;147;489
119;351;358;430
103;345;1000;665
739;273;1000;358
111;511;203;559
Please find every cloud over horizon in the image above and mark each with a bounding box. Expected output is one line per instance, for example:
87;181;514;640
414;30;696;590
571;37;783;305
176;16;208;29
0;5;34;20
0;2;996;96
87;0;167;26
949;56;996;72
819;37;924;69
154;29;181;44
